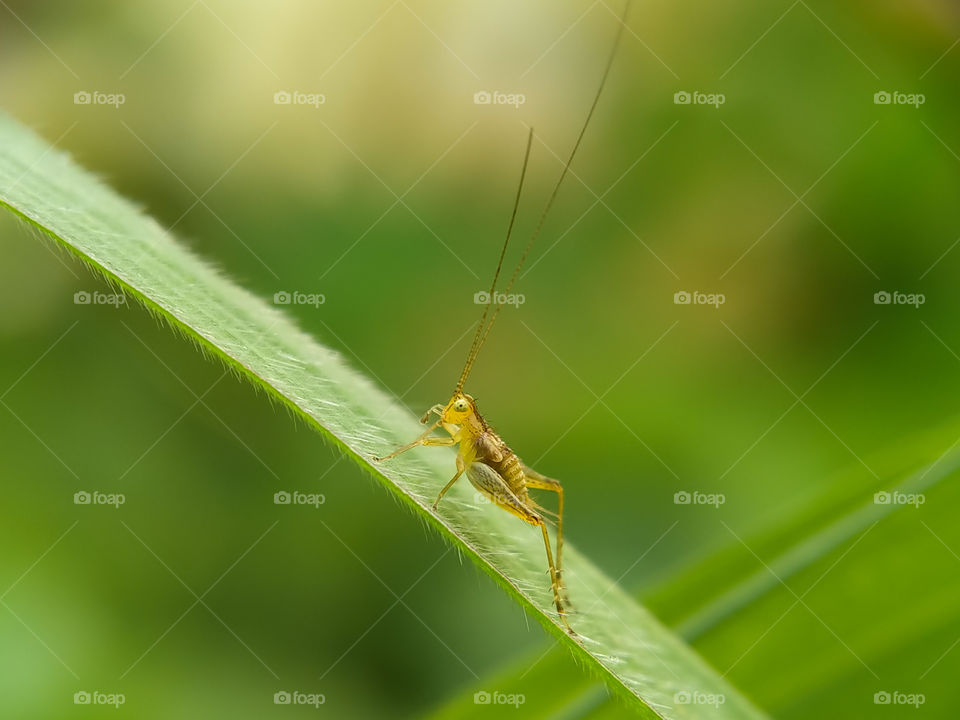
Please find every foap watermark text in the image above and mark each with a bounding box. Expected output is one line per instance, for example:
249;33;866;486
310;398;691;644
274;491;325;508
274;690;325;707
674;490;725;508
674;91;725;108
74;290;126;307
874;291;924;308
874;690;925;707
474;291;524;308
74;691;125;708
74;491;125;508
274;91;325;107
274;291;325;307
674;290;725;308
675;690;726;708
874;491;925;508
74;91;125;108
474;91;526;108
473;690;525;708
874;91;925;108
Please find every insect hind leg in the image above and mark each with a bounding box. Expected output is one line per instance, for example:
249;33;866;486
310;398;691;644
467;462;574;634
522;466;568;598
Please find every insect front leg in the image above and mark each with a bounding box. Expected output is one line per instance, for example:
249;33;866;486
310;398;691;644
372;419;456;462
419;404;444;424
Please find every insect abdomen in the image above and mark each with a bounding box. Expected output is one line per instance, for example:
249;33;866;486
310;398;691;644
485;447;525;497
471;426;527;497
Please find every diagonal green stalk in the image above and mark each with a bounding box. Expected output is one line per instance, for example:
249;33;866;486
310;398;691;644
432;419;960;719
0;112;767;720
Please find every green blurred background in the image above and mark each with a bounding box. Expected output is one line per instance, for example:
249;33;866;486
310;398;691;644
2;1;960;717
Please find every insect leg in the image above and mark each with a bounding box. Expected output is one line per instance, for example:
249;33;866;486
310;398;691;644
373;419;455;462
419;404;444;424
522;467;566;588
535;521;572;633
467;462;574;634
432;454;466;510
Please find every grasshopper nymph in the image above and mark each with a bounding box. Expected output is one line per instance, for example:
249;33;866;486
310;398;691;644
375;2;630;636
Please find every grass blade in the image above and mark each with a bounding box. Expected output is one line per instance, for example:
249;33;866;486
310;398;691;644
437;421;960;718
0;112;766;720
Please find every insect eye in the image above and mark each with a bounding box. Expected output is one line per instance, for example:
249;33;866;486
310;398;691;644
455;400;467;411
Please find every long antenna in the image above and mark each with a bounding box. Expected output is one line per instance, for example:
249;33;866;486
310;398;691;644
456;0;632;391
455;128;534;393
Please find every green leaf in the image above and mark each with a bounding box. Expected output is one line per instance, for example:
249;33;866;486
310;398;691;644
436;420;960;718
0;112;767;720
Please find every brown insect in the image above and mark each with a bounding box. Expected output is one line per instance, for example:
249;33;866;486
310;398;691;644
374;3;630;635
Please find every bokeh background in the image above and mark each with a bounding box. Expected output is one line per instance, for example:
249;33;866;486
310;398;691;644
2;1;960;718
